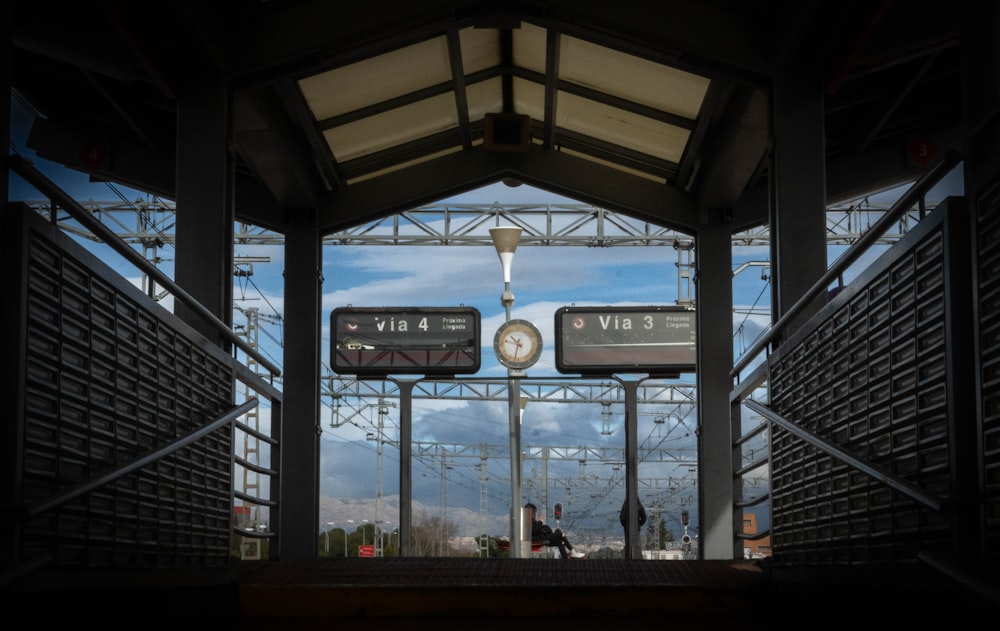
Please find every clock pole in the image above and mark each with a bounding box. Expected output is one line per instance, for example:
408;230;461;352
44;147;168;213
490;226;525;557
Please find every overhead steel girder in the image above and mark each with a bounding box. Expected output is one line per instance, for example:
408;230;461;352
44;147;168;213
326;378;697;407
316;145;699;236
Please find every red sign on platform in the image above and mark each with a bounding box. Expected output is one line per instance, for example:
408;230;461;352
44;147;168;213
908;137;938;166
358;544;375;557
79;141;110;169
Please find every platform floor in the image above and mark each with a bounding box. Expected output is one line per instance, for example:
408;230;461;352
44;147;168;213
237;557;769;620
5;556;996;628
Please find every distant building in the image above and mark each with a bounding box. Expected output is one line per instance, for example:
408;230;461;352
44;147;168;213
742;513;771;559
643;549;686;560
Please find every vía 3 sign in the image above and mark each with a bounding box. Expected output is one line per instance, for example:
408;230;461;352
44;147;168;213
555;306;696;375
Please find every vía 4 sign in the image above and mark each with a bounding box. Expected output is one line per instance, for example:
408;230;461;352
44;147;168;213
331;306;481;375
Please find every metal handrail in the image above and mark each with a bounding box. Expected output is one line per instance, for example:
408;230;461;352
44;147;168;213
732;150;962;377
743;399;947;514
8;155;282;377
736;493;770;509
23;399;259;519
919;550;1000;606
737;528;771;542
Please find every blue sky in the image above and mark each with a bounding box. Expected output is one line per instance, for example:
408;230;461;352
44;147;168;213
313;188;737;541
12;93;959;546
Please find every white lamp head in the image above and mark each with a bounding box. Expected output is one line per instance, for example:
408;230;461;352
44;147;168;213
490;226;522;283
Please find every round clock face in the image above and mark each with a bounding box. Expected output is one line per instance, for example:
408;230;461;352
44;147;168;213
494;319;543;370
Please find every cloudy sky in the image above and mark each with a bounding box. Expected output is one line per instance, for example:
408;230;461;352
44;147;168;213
13;93;957;548
284;183;770;543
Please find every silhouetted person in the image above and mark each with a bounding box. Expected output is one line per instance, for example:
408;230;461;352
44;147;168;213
619;498;647;530
526;502;584;559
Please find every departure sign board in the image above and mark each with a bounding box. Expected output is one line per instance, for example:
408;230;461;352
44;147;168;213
331;307;480;375
555;306;696;375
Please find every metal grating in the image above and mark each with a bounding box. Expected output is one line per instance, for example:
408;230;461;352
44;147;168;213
767;203;964;566
979;180;1000;562
16;210;235;570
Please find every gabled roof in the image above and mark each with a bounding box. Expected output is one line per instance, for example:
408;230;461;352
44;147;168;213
10;1;963;234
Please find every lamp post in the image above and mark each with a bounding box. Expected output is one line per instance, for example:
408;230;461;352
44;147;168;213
490;225;524;558
381;521;393;557
324;521;335;555
362;519;370;547
347;519;355;557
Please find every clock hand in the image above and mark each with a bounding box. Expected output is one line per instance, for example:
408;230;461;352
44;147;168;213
507;335;523;359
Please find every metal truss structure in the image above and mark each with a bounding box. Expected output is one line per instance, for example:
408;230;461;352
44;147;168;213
26;195;919;248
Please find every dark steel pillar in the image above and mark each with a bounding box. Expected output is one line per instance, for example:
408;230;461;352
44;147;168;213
280;210;322;559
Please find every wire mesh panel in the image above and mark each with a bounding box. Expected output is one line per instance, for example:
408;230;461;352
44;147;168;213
767;201;970;566
979;185;1000;564
9;208;235;570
